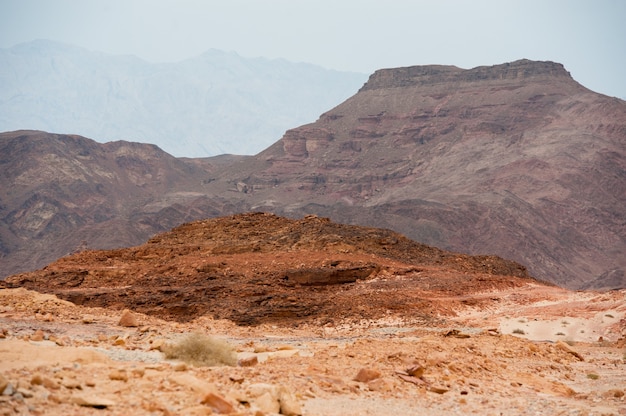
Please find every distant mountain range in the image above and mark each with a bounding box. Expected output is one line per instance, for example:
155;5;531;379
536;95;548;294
1;59;625;290
0;40;367;157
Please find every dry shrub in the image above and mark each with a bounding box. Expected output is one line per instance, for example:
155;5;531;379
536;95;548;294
162;333;237;367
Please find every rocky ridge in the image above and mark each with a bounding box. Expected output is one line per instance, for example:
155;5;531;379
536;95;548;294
3;212;530;325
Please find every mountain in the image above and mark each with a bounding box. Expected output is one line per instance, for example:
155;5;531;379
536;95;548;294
0;130;247;278
0;39;367;157
1;59;624;290
199;59;626;290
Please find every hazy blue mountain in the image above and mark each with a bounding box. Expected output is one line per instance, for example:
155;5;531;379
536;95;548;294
0;40;367;156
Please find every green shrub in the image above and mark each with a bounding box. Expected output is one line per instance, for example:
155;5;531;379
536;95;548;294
586;373;599;380
512;328;525;335
162;333;237;367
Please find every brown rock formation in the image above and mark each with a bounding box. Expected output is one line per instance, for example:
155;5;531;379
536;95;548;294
3;212;531;325
209;60;626;289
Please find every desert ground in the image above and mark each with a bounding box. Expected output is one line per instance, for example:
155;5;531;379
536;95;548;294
1;283;624;416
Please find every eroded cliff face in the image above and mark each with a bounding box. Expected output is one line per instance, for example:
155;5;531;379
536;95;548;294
213;60;626;289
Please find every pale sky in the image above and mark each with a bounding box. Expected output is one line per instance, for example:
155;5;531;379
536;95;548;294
1;0;625;99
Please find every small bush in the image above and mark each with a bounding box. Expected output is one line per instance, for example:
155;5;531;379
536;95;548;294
162;333;237;367
512;328;525;335
555;332;565;336
586;373;599;380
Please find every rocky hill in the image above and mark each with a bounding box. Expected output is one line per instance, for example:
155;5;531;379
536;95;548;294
1;59;624;290
3;212;530;325
204;60;626;289
0;40;366;156
0;130;247;278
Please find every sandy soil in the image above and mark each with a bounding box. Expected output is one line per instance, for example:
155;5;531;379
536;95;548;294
1;285;625;415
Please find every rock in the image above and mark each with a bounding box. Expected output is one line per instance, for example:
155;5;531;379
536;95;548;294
367;377;393;392
30;329;45;341
168;373;216;396
556;341;584;361
238;355;258;367
0;374;9;393
278;385;302;416
172;362;188;372
118;309;139;327
61;378;81;389
200;392;236;414
445;329;470;338
354;368;381;383
71;394;115;408
16;388;33;398
108;369;128;382
1;383;14;396
42;377;60;390
429;385;449;394
406;364;425;378
247;383;280;413
149;338;166;351
254;391;280;414
30;374;43;386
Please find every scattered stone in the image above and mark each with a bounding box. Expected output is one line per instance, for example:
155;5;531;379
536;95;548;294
42;377;60;390
71;394;116;408
366;377;394;392
118;309;139;327
238;355;258;367
30;374;43;386
555;341;584;361
16;388;33;398
61;378;82;389
354;368;381;383
278;385;302;416
429;385;450;394
396;373;426;386
168;373;216;396
200;392;236;414
0;374;9;393
247;383;281;413
254;391;280;414
229;375;245;384
149;339;166;351
1;383;14;396
172;362;188;372
445;329;470;338
30;329;45;342
108;369;128;382
406;364;425;378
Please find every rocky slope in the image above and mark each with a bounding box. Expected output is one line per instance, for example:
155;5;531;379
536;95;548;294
205;60;626;289
0;40;366;156
0;130;247;278
3;212;530;325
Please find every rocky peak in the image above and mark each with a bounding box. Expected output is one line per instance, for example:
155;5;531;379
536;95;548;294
359;59;573;91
